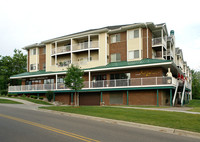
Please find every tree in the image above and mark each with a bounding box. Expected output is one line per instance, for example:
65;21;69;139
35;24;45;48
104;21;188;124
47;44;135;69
64;64;84;106
191;69;200;99
0;49;27;93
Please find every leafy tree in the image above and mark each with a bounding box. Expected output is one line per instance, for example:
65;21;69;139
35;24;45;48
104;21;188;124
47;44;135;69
0;49;27;92
191;70;200;99
64;64;84;106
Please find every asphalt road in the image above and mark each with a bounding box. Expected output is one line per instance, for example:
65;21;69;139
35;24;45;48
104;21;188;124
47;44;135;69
0;104;199;142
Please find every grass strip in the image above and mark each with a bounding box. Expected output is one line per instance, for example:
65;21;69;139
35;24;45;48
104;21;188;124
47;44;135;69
0;99;23;104
186;99;200;112
15;97;52;105
40;106;200;133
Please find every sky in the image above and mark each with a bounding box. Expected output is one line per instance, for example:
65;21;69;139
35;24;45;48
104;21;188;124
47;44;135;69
0;0;200;70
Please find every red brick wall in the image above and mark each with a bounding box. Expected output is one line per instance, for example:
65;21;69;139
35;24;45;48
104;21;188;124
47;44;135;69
55;93;70;104
129;90;157;105
109;32;127;62
142;28;152;59
39;47;46;70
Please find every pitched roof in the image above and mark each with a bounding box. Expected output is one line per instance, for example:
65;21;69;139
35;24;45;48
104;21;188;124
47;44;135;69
10;59;171;78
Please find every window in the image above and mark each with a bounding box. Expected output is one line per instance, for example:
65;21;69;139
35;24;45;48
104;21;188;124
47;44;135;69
111;53;121;62
43;47;46;54
128;29;139;39
128;50;139;59
110;73;130;80
44;79;54;84
57;78;64;83
30;64;36;70
110;34;120;43
31;48;36;55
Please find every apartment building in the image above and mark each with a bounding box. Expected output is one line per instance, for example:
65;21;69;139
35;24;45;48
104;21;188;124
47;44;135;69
8;22;192;106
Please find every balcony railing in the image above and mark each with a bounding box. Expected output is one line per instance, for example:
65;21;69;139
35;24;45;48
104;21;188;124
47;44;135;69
52;45;71;55
9;77;177;92
167;49;173;57
72;41;99;51
73;60;99;66
152;37;166;47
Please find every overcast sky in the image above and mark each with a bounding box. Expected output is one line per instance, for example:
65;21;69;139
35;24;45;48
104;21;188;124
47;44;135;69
0;0;199;70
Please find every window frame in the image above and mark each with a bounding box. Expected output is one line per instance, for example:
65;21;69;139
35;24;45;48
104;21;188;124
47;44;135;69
128;29;139;39
111;53;121;62
128;50;140;59
110;34;121;43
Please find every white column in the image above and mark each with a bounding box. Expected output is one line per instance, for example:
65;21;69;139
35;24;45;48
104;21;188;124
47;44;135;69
70;38;73;64
55;42;57;66
161;29;163;59
146;28;148;58
50;44;52;66
139;28;142;59
88;35;90;61
36;47;38;71
89;71;91;88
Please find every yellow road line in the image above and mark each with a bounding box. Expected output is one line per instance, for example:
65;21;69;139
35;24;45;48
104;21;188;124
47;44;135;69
0;113;100;142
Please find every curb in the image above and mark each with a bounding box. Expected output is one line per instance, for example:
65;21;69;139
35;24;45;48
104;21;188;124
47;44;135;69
38;108;200;140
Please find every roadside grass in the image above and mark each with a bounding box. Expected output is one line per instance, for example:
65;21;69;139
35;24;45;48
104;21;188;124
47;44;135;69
118;105;170;108
0;99;23;104
186;99;200;112
14;97;52;105
40;106;200;133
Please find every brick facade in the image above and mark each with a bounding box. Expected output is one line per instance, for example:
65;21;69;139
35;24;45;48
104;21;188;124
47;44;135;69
109;32;127;62
39;47;46;71
142;28;152;59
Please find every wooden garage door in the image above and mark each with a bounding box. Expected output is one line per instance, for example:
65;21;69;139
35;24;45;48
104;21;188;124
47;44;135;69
79;92;100;106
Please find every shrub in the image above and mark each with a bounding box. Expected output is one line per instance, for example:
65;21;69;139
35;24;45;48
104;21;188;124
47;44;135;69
1;90;8;96
7;94;18;97
39;97;44;100
32;96;38;99
22;94;26;97
45;91;54;102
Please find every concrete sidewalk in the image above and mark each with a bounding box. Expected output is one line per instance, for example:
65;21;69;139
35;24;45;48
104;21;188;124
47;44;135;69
110;106;200;114
0;97;51;110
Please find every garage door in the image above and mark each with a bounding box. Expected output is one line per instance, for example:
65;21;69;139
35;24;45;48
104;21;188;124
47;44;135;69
79;92;100;106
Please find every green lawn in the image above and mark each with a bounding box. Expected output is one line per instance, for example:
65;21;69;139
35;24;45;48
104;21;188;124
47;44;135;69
186;99;200;112
0;99;23;104
15;97;52;105
119;105;170;108
40;106;200;133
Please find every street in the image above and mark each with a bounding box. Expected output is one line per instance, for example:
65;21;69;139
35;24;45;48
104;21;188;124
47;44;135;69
0;104;199;142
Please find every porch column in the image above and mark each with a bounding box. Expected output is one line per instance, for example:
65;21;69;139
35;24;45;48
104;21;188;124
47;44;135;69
89;71;91;88
161;29;163;59
88;35;90;61
170;89;172;106
55;41;57;66
157;89;159;106
71;92;74;105
127;90;129;105
37;93;39;99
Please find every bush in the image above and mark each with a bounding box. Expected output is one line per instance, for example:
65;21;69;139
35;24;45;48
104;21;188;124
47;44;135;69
22;94;26;97
7;94;18;97
0;90;8;96
30;95;37;99
39;97;44;100
45;91;54;102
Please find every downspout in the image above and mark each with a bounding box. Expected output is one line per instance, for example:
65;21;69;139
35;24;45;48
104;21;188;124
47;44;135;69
145;23;148;58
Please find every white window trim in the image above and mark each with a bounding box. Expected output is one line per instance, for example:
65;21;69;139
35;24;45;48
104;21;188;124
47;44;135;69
128;50;139;60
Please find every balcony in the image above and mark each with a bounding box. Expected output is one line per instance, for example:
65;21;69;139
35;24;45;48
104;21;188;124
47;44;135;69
8;77;177;92
152;37;166;47
51;45;71;55
167;49;173;57
57;60;71;67
72;41;99;52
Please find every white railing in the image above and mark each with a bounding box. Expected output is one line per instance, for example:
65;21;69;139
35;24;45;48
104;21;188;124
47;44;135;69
58;60;71;67
51;45;71;55
57;45;71;54
152;37;166;47
167;49;173;57
72;41;99;51
73;60;99;66
8;77;176;92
